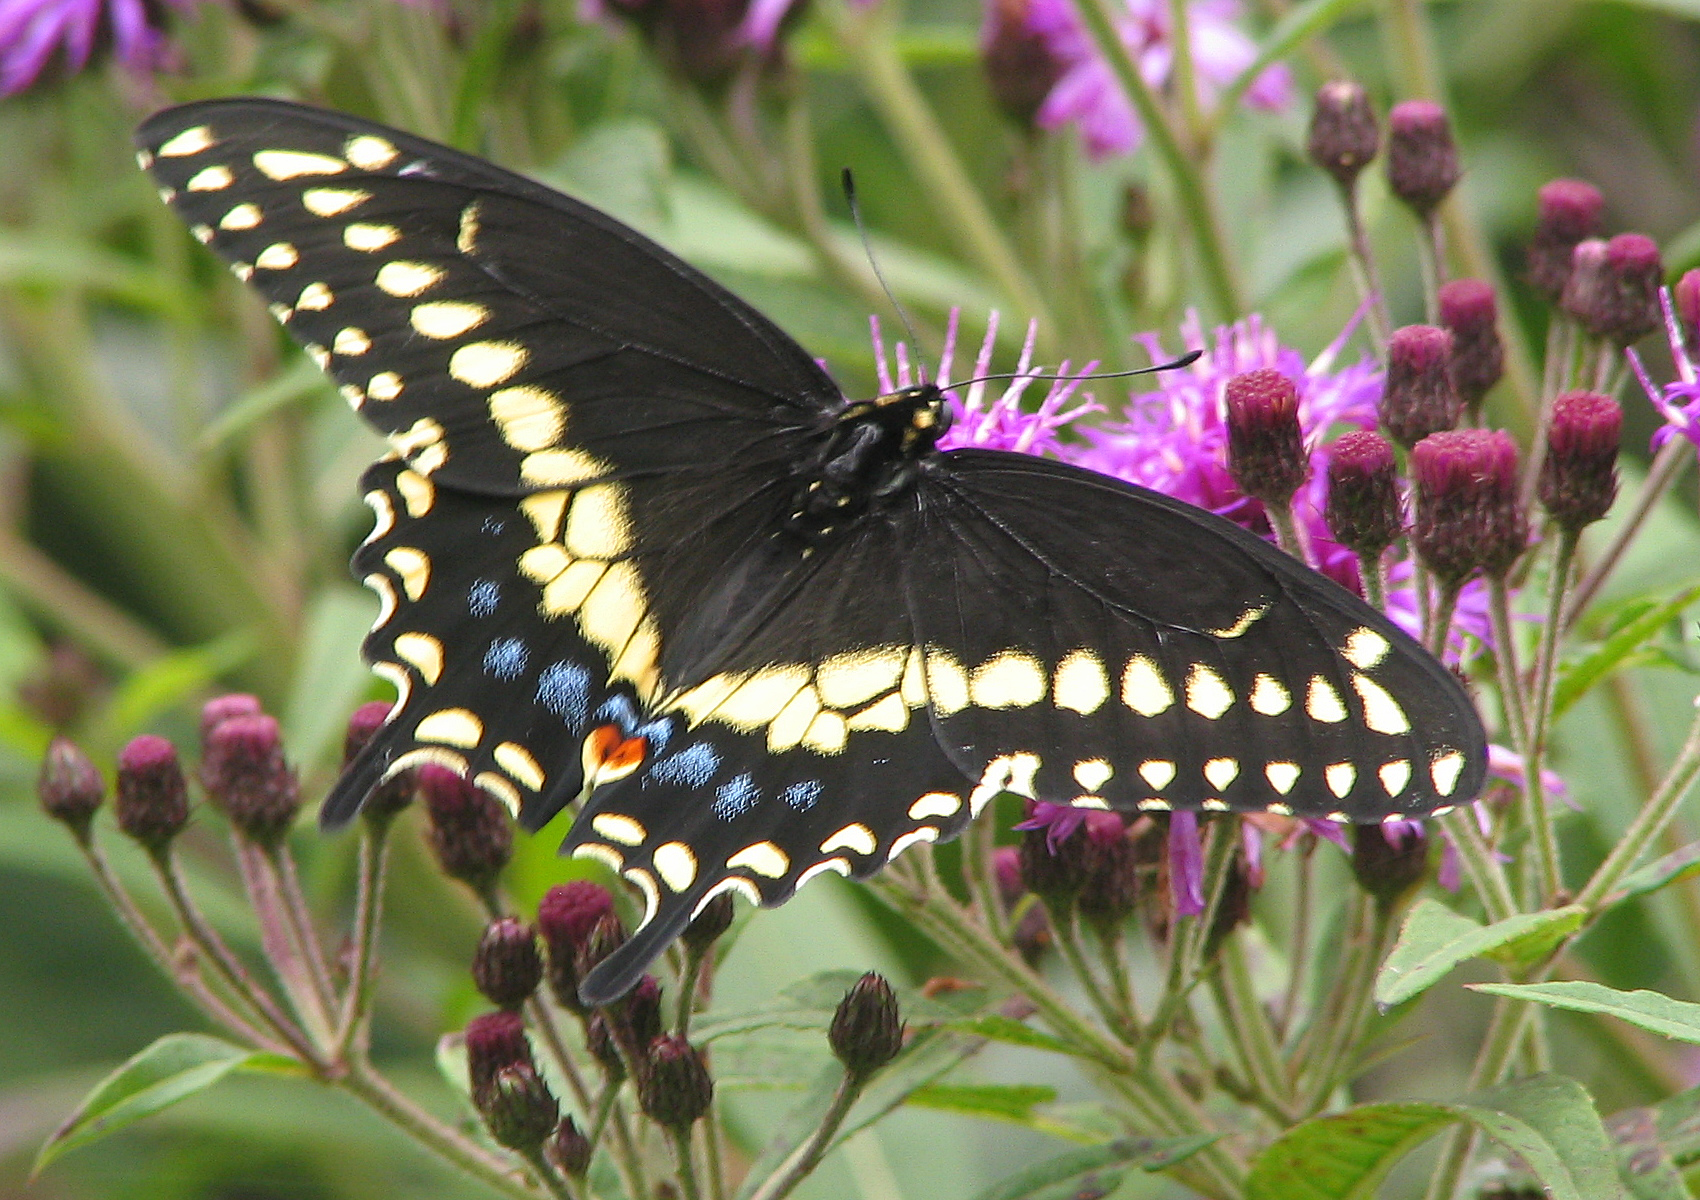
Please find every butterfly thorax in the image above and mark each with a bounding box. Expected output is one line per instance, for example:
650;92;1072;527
783;384;952;541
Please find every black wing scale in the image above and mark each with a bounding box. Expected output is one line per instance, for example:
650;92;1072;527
137;98;1487;1006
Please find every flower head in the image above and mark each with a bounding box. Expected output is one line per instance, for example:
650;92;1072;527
1386;100;1460;217
1411;429;1526;585
829;972;905;1079
1564;233;1663;347
982;0;1069;126
1527;179;1605;301
638;1035;714;1128
1438;279;1504;419
1540;391;1621;532
201;713;300;848
474;917;545;1010
1382;325;1460;448
1307;81;1379;190
116;734;189;853
419;765;513;896
39;737;103;842
1;0;192;95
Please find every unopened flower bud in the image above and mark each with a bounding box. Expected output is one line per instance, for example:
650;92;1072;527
1076;811;1139;934
586;1011;626;1081
476;1062;559;1152
1324;431;1402;559
538;881;618;1011
618;974;664;1050
39;737;103;842
1351;821;1429;909
1675;269;1700;358
201;714;300;848
638;1035;714;1129
1438;279;1504;419
343;701;391;764
1386;100;1460;216
546;1116;594;1178
1564;234;1663;346
473;917;543;1010
681;891;735;951
465;1009;534;1095
981;0;1065;127
576;914;630;1009
1411;430;1527;585
420;765;512;896
1527;179;1604;301
1307;81;1379;189
1540;391;1621;531
340;702;414;823
829;972;904;1080
116;735;189;853
200;694;262;744
1224;369;1309;505
1383;326;1461;448
1016;810;1090;908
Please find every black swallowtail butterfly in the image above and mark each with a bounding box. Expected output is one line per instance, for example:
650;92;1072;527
137;99;1486;1004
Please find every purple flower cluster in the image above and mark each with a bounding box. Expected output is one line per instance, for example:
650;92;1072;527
0;0;190;96
1631;284;1700;456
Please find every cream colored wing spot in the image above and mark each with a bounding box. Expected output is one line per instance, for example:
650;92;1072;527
899;647;925;707
254;149;347;180
1121;655;1174;716
344;223;402;252
395;471;434;517
672;673;742;725
970;650;1047;709
1073;759;1113;792
1137;798;1172;811
268;303;293;324
577;562;646;655
411;300;490;339
416;708;483;748
371;661;412;711
1343;628;1392;670
306;344;330;369
802;710;848;754
1430;805;1456;818
522;450;611;490
376;261;445;297
1053;649;1109;714
591;813;646;846
571;842;625;874
384;546;431;601
394;632;445;684
821;823;878;857
458;203;481;254
626;869;661;932
187;165;234;191
1139;759;1176;789
139;150;156;170
887;827;939;862
159;126;214;157
727;842;789;878
923;647;970;716
475;773;522;818
1379;760;1411;796
368;372;403;401
297;282;333;311
1352;674;1411;735
766;687;822;753
519;491;569;543
363;489;396;542
564;484;633;559
334;327;372;356
302;187;371;217
1204;757;1239;790
968;752;1041;815
491;386;567;453
817;647;907;710
387;746;470;778
847;692;910;733
1325;811;1350;823
390;417;445;460
796;858;852;890
340;384;365;410
1267;801;1294;816
1325;762;1357;799
1264;762;1300;795
219;203;262;230
1201;798;1229;812
450;341;528;388
717;666;812;730
1306;676;1348;723
1185;663;1234;720
1071;796;1109;809
611;618;661;698
344;134;399;169
1249;674;1291;716
232;263;254;282
493;742;545;792
191;224;215;244
652;842;698;892
1430;749;1465;797
1210;602;1270;639
364;572;398;630
908;792;961;820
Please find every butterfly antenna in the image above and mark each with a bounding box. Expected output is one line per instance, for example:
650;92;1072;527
951;348;1203;393
843;168;929;384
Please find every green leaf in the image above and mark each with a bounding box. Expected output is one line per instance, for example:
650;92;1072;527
1470;981;1700;1045
906;1083;1057;1124
197;360;332;452
1375;898;1586;1009
1642;1085;1700;1170
1554;584;1700;719
90;631;258;746
968;1135;1221;1200
1472;1075;1625;1200
1218;0;1368;116
942;1014;1090;1059
1607;1106;1692;1200
33;1034;286;1175
1607;840;1700;908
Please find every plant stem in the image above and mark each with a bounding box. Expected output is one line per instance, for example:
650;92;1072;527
669;1126;704;1200
1358;549;1389;611
1299;900;1397;1115
334;822;391;1055
234;837;336;1046
1421;997;1536;1200
743;1072;861;1200
1278;839;1317;1038
960;812;1009;945
1216;934;1290;1116
1521;530;1579;906
1425;580;1461;658
1417;213;1447;323
518;1148;576;1200
1268;499;1307;563
1576;700;1700;912
1563;439;1691;629
1486;574;1530;762
1338;182;1393;353
1442;808;1516;923
1048;905;1136;1042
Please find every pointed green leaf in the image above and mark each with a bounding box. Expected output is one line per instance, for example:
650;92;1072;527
1470;1075;1624;1200
970;1135;1221;1200
1554;584;1700;719
1375;898;1585;1009
943;1014;1090;1059
1470;981;1700;1045
1606;840;1700;908
906;1083;1056;1124
1606;1106;1691;1200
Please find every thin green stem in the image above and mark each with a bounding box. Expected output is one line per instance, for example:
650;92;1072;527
1268;499;1307;563
960;812;1009;945
1299;900;1398;1115
1521;531;1579;906
1278;839;1317;1038
674;945;708;1038
1094;924;1142;1035
1338;182;1393;354
334;822;391;1056
1049;905;1136;1043
1486;573;1530;762
1165;0;1205;147
1564;439;1692;629
1442;808;1517;923
1576;700;1700;912
1216;934;1291;1117
1421;998;1536;1200
669;1126;704;1200
1424;580;1461;659
743;1073;861;1200
528;1001;595;1114
273;843;341;1028
1358;550;1389;612
1521;317;1577;509
233;838;335;1046
1416;214;1446;323
1148;821;1238;1046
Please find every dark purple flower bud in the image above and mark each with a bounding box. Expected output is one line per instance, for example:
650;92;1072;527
1224;368;1309;505
1382;326;1460;448
1307;81;1379;190
574;913;631;1011
981;0;1066;127
1527;179;1604;301
473;917;544;1010
201;714;300;848
39;737;104;842
619;974;664;1050
420;764;512;896
1324;431;1403;559
638;1035;714;1129
681;891;735;951
538;881;619;1012
340;702;414;823
476;1062;559;1152
1564;233;1664;346
343;701;392;765
1411;429;1527;585
465;1009;535;1094
1350;821;1429;909
1016;808;1090;907
1386;100;1460;216
547;1115;594;1178
1675;269;1700;359
116;735;189;853
992;846;1024;907
1540;391;1621;531
200;694;262;745
1076;811;1139;934
585;1011;626;1081
829;972;904;1079
1438;279;1504;419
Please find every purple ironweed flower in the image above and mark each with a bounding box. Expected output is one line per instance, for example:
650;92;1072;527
982;0;1068;126
1168;810;1204;916
1018;0;1292;160
0;0;191;95
1630;288;1700;456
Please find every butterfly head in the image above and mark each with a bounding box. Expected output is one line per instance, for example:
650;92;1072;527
787;384;951;539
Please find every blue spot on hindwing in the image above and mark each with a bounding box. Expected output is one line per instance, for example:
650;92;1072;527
537;661;591;731
649;742;720;788
596;694;640;733
468;579;500;618
712;773;760;820
481;516;506;535
780;780;822;811
484;638;528;681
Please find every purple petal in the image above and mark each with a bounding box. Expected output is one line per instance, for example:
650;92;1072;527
1014;800;1088;851
1302;817;1349;850
739;0;797;46
1168;810;1205;916
1241;821;1264;889
1438;834;1462;892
